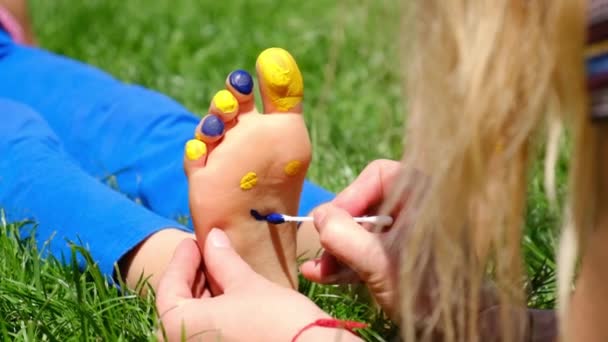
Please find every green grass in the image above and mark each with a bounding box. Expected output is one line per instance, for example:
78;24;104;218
0;217;158;341
30;0;404;191
0;0;562;340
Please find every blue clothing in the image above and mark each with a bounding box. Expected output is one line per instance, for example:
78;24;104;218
0;28;334;277
588;53;608;75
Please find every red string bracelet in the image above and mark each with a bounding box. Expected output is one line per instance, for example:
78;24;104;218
291;318;368;342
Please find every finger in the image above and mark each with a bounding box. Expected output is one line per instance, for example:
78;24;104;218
192;262;209;299
156;238;205;314
200;287;212;298
313;204;391;283
300;251;361;284
203;228;261;293
332;159;402;216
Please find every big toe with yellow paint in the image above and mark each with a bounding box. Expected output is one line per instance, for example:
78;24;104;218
256;47;304;113
184;48;312;291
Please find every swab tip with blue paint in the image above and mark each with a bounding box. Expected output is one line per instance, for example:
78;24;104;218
250;209;393;226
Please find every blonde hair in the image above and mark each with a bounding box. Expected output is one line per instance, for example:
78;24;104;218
389;0;595;340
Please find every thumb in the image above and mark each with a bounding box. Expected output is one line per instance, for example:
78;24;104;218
156;238;203;314
203;228;259;293
312;204;390;283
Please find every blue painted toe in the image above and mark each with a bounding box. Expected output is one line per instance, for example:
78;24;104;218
201;115;225;137
229;70;254;95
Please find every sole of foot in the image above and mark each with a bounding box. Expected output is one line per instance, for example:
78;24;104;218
184;47;311;290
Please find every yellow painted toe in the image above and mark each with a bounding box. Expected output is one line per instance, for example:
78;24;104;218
213;89;238;114
185;139;207;160
257;47;303;112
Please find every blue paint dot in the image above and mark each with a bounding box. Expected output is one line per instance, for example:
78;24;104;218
250;209;266;221
201;115;225;137
229;70;253;95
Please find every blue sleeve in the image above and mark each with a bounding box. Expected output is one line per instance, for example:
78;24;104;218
0;98;191;279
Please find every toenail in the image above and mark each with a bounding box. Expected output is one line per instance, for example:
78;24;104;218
284;160;302;176
257;47;303;111
201;115;225;137
185;139;207;160
213;90;238;114
240;171;258;190
229;70;254;95
258;48;292;87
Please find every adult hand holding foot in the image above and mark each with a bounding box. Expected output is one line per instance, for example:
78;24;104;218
156;230;363;342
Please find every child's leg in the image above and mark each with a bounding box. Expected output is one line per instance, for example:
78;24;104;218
0;29;335;229
0;29;197;223
0;98;192;288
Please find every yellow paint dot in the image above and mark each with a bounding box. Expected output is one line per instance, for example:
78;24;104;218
185;139;207;160
213;90;238;114
240;172;258;190
284;160;302;176
256;48;303;112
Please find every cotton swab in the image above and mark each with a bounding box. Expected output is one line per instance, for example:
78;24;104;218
278;213;394;226
250;210;394;226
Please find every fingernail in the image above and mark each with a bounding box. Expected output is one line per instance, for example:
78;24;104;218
208;228;231;248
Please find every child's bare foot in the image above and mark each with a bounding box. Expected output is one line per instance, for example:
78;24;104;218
184;48;310;289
